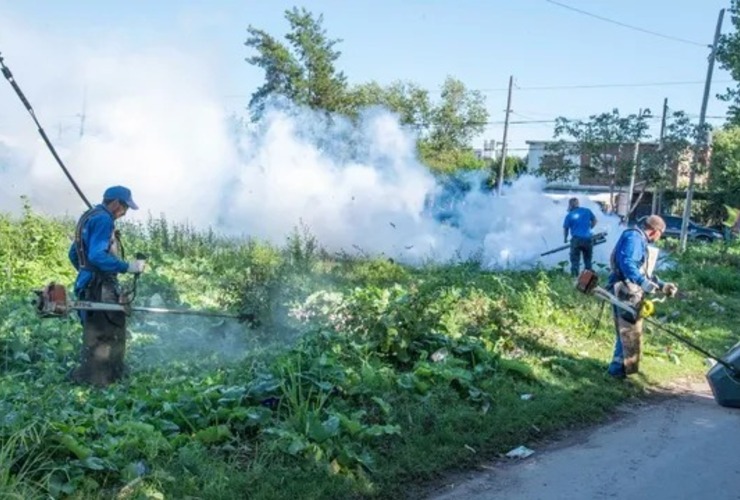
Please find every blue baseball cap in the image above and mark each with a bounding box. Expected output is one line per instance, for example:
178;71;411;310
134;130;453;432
102;185;139;210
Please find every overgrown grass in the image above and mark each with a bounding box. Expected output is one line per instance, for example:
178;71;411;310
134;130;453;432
1;205;739;499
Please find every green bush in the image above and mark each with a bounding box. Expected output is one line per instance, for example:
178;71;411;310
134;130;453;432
0;198;75;293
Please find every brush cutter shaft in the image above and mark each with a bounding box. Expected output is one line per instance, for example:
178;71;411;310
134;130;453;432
130;306;244;319
63;301;243;320
643;316;738;375
592;286;638;317
34;283;244;321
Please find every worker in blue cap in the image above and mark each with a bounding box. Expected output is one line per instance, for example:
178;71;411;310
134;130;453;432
606;215;678;379
68;185;146;386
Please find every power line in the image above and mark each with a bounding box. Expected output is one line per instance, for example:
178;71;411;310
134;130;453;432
222;79;735;98
477;79;733;92
544;0;707;48
482;115;727;125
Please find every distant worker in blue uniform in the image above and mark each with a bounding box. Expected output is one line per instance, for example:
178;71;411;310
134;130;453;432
68;186;146;387
562;197;597;277
606;215;678;379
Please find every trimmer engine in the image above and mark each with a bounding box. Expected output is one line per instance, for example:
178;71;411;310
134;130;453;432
576;269;599;294
34;282;72;317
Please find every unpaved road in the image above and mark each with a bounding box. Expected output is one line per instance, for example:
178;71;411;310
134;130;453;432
429;382;740;500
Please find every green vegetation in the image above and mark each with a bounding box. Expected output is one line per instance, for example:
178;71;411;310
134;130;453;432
1;206;739;499
244;7;490;173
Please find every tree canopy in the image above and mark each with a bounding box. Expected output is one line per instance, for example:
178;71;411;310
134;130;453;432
539;109;652;188
244;9;488;173
245;7;348;117
717;0;740;125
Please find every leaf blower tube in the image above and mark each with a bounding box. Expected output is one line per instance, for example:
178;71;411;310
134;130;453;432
1;52;92;208
540;232;607;257
576;270;740;408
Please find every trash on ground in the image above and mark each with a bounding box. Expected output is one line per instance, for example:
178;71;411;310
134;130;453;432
709;302;726;314
505;445;535;459
430;348;448;363
520;393;533;401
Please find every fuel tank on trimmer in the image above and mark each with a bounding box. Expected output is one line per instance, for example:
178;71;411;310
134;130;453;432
706;340;740;409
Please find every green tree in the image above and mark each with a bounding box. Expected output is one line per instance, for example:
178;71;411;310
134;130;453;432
716;0;740;125
349;77;489;173
539;109;652;209
245;10;488;173
484;156;527;189
347;80;433;133
700;126;740;223
709;126;740;192
639;110;701;213
245;7;348;117
418;77;488;172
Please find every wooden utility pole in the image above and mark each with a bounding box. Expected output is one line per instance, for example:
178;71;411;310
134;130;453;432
498;75;513;195
626;108;644;218
77;87;87;138
652;98;669;215
680;8;725;252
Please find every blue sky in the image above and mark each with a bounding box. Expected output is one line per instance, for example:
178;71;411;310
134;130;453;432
0;0;733;153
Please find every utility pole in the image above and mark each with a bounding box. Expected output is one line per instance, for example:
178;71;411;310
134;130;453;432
680;8;725;252
626;108;644;219
498;75;513;195
77;87;87;138
652;98;669;215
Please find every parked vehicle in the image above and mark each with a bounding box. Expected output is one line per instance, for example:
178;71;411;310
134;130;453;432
636;215;725;243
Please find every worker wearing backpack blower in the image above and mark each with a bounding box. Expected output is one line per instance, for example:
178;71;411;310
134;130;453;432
607;215;678;379
67;186;146;387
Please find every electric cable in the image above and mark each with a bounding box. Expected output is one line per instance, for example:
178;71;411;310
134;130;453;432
544;0;707;48
0;52;92;208
476;79;733;92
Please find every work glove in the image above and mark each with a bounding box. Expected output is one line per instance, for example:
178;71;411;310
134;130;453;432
640;280;658;294
127;259;146;274
662;282;678;298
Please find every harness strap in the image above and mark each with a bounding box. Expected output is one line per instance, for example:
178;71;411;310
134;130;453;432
610;227;647;284
74;206;106;270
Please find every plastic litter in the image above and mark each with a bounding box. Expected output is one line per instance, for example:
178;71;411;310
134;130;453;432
505;445;535;459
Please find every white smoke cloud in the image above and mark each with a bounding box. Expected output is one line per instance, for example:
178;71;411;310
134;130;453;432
0;15;624;270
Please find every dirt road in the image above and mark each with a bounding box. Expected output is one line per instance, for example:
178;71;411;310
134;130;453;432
429;382;740;500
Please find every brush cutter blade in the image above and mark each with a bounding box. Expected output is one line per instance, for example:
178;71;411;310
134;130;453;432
706;340;740;409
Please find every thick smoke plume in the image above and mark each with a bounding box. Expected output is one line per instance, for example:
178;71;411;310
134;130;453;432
0;22;623;270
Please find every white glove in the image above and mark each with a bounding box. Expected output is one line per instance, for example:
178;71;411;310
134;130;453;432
127;260;146;274
662;282;678;298
641;280;658;294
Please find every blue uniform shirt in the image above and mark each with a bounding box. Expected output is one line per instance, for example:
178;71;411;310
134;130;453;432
68;205;129;295
563;206;596;239
608;227;665;288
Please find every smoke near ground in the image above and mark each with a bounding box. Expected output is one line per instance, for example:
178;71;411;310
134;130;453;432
0;17;623;270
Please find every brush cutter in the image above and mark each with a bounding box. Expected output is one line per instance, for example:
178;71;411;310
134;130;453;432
576;270;740;409
540;232;608;257
33;282;253;323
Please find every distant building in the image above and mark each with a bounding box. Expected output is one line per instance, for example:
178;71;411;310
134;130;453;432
525;140;707;218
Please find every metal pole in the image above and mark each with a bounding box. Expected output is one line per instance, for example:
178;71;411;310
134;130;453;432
0;52;92;208
498;75;513;195
680;8;724;252
626;108;643;219
653;98;668;215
